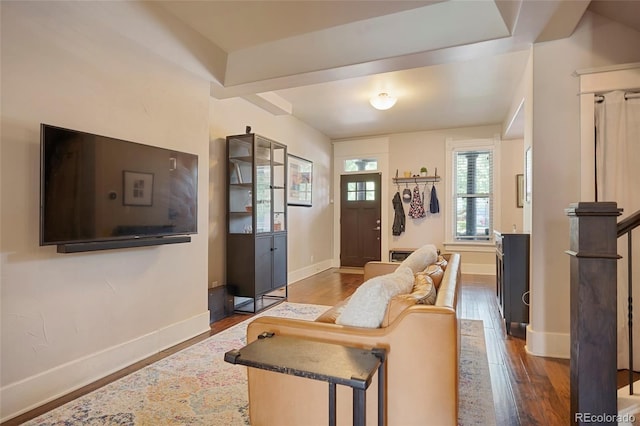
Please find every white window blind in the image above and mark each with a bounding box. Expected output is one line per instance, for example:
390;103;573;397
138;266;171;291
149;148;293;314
454;149;494;241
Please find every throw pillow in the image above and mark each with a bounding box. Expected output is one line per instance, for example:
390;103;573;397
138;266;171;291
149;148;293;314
414;274;437;305
418;264;444;290
435;255;448;270
336;266;414;328
400;244;438;273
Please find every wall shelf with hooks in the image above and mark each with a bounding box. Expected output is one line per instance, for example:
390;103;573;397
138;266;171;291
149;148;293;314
393;175;440;184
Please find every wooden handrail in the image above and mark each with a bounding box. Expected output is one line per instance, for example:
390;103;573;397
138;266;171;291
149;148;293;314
618;210;640;237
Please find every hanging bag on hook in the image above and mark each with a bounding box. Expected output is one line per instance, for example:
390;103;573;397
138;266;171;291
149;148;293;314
408;184;426;218
402;185;412;202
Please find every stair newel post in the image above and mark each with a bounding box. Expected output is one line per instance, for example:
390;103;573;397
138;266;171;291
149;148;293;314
565;202;622;425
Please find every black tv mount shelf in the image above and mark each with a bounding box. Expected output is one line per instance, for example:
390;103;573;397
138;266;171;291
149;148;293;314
56;235;191;253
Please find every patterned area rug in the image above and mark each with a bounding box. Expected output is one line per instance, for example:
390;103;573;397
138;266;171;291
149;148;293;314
460;319;497;426
26;302;495;425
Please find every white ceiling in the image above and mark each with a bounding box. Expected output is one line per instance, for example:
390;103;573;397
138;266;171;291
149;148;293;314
143;0;640;140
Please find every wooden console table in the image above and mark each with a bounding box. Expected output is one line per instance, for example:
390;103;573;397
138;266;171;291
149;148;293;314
225;332;386;426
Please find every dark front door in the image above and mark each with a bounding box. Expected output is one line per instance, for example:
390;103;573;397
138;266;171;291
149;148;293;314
340;173;382;267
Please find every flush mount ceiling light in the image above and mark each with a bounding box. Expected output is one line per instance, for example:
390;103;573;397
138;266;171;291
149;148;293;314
369;92;397;110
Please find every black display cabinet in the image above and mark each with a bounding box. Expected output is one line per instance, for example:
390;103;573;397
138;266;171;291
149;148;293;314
226;132;288;313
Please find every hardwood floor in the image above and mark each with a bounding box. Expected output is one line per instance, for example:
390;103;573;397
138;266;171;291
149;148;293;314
461;275;570;425
3;269;570;426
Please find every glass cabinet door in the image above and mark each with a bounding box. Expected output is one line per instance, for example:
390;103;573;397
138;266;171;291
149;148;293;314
227;134;287;236
228;135;253;234
272;144;286;232
255;137;271;233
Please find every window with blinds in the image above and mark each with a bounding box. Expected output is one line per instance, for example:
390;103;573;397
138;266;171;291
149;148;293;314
454;149;493;241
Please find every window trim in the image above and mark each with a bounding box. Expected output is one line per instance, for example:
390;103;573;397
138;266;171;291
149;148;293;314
444;136;501;249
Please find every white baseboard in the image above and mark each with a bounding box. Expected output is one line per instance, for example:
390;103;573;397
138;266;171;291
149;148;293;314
525;324;570;359
0;312;210;422
288;259;334;284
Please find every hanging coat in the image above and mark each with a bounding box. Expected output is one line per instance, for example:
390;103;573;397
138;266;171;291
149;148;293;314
429;184;440;214
408;185;426;219
392;191;405;236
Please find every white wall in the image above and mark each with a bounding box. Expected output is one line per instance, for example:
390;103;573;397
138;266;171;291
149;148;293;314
526;11;640;358
335;124;522;274
0;2;210;420
501;139;525;233
208;97;334;286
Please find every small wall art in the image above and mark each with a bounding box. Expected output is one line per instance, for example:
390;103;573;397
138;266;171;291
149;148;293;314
288;154;312;207
517;174;524;208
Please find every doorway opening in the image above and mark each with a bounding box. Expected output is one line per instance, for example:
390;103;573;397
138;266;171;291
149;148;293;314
339;173;382;267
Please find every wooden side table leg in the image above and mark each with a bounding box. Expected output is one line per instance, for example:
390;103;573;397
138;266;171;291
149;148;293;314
329;383;336;426
353;388;366;426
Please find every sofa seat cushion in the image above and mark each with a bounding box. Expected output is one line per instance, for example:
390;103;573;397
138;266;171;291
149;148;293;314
400;244;438;273
381;274;437;326
336;266;414;328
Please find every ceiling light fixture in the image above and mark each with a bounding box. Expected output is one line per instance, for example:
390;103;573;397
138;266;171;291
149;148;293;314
369;92;397;110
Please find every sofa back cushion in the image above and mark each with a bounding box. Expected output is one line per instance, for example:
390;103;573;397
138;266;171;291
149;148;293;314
434;252;460;309
336;266;414;328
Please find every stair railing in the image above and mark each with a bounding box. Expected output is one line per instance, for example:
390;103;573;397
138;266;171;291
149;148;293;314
618;209;640;395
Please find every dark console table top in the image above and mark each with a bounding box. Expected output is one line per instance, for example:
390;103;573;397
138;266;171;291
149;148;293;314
224;332;383;390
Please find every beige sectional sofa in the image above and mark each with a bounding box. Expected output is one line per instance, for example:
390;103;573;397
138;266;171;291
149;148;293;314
246;249;462;426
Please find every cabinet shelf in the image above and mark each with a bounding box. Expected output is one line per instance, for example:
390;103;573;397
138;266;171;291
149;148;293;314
230;156;284;167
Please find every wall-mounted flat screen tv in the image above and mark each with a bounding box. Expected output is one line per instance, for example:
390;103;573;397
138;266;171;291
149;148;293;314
40;124;198;251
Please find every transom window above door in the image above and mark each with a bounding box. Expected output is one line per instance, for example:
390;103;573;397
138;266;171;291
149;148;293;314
344;158;378;172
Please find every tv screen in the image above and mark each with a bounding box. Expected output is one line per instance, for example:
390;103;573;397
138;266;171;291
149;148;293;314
40;124;198;247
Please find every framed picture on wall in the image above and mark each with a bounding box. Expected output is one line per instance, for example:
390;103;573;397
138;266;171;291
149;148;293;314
525;147;532;204
288;154;312;207
517;174;524;208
